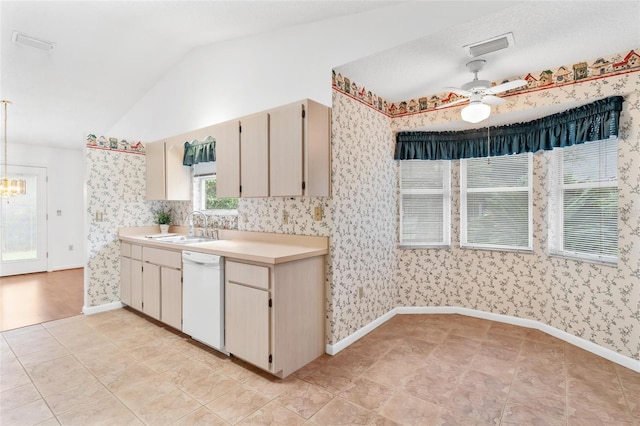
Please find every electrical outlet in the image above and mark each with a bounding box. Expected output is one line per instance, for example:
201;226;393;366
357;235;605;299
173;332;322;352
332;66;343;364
314;206;323;221
68;245;74;251
358;287;364;299
282;211;289;224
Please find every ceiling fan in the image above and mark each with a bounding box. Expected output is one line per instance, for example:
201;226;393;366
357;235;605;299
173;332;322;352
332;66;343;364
438;59;527;123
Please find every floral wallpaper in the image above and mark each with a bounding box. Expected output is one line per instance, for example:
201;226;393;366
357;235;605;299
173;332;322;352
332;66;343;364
86;140;185;307
391;70;640;360
328;92;396;344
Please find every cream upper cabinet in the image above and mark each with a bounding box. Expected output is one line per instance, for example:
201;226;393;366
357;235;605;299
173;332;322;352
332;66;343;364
239;113;269;197
212;120;241;198
269;99;330;197
145;140;191;201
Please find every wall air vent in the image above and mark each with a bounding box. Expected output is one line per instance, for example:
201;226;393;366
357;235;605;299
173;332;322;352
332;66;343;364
12;31;55;51
463;32;515;58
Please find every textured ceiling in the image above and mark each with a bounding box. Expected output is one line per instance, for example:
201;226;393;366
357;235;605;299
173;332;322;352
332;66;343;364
2;1;639;149
335;1;640;104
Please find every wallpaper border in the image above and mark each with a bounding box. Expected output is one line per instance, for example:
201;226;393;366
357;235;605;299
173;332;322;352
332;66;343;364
332;48;640;118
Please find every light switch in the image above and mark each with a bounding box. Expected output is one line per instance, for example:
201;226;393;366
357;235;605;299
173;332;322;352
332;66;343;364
314;206;323;221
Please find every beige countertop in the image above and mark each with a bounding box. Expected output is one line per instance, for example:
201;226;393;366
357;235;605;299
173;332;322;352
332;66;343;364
118;227;328;265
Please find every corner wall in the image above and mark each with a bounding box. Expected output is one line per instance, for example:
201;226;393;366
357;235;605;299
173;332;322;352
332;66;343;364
328;91;396;344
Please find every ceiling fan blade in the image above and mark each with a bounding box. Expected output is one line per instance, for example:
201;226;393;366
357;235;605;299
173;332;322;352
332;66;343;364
442;86;471;96
435;97;469;109
485;79;527;94
481;95;505;105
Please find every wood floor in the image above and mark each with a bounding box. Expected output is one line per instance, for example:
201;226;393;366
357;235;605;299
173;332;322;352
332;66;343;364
0;268;84;332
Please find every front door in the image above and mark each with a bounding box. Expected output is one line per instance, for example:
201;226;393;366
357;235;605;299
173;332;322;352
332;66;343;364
0;165;48;276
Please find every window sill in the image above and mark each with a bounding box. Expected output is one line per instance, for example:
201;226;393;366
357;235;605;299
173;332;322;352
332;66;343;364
460;245;534;254
547;252;617;267
398;244;451;250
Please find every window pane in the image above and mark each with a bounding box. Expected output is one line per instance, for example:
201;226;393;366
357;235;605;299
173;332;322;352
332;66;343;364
563;139;617;184
401;161;445;190
399;160;450;246
461;153;531;250
1;175;38;261
549;138;618;262
402;194;444;243
466;155;529;189
466;191;529;247
204;177;238;210
563;187;618;257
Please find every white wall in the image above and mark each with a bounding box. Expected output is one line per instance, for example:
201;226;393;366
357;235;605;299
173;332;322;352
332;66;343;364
9;143;85;271
107;1;516;142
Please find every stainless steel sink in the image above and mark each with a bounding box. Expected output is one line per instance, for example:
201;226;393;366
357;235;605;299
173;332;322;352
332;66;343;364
152;235;216;245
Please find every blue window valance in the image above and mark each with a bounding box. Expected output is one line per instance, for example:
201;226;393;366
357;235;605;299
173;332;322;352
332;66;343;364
183;136;216;166
394;96;623;161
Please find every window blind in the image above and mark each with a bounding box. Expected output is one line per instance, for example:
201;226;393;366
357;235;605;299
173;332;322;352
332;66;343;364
399;160;451;246
461;153;532;250
549;138;618;262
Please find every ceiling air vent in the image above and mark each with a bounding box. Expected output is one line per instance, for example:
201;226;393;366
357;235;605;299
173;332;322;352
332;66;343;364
463;32;514;58
12;31;55;51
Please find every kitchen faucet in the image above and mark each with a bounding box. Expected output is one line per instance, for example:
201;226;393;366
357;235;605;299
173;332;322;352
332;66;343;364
186;210;208;237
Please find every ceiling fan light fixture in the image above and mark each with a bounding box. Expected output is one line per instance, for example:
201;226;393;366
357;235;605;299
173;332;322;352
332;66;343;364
461;101;491;123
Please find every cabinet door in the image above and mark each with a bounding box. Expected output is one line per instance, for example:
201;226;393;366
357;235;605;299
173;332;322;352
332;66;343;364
120;256;132;305
145;141;166;200
269;103;303;197
165;140;191;201
225;282;270;371
131;259;143;311
240;113;269;197
161;267;182;330
142;263;161;320
214;120;241;198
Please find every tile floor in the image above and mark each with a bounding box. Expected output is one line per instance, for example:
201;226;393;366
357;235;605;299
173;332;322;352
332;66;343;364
1;309;639;425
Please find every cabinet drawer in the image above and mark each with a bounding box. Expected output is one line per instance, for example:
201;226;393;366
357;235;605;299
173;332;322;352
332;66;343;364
131;244;142;260
121;242;131;257
143;247;181;269
226;261;269;290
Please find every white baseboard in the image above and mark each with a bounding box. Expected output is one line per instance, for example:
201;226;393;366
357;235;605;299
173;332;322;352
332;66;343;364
325;309;397;355
47;264;85;272
327;306;640;373
82;301;123;315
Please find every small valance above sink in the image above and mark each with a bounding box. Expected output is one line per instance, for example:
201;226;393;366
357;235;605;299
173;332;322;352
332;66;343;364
183;135;216;166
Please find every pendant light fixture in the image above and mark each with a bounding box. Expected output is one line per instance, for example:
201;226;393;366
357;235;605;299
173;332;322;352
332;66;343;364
1;100;27;198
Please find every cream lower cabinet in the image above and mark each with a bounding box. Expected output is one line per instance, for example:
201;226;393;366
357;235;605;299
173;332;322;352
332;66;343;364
121;242;183;330
132;246;183;330
120;243;142;310
225;256;325;378
160;268;183;330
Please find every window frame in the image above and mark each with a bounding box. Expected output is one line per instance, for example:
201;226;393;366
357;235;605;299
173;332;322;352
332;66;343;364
548;138;618;265
460;153;533;252
398;160;451;248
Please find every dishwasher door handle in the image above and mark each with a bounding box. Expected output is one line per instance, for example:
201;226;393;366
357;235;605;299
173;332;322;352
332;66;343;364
184;260;209;266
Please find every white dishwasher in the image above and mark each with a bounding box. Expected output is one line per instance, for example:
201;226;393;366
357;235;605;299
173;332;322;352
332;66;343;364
182;251;226;353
